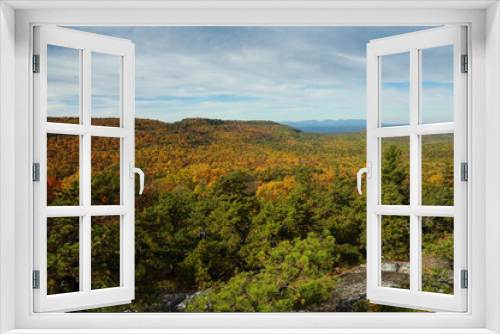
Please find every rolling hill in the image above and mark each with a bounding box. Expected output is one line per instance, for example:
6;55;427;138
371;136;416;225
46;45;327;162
47;117;453;313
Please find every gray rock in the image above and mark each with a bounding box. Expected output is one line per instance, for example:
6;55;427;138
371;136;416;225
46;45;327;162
175;288;212;312
381;261;410;274
157;292;189;312
303;263;411;312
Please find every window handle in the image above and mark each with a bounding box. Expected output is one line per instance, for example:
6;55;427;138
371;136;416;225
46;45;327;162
129;162;145;195
357;162;371;194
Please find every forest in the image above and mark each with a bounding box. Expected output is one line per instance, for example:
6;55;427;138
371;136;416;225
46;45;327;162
46;117;454;312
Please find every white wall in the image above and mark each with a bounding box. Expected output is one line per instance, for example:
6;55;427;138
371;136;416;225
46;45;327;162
486;2;500;333
4;4;495;332
0;2;16;333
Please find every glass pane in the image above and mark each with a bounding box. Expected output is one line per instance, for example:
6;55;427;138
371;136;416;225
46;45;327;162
91;216;120;290
381;137;410;205
47;134;80;206
47;45;80;124
381;52;410;127
47;217;80;295
91;52;121;127
381;215;410;289
421;45;454;124
421;216;454;295
421;134;454;206
91;137;121;205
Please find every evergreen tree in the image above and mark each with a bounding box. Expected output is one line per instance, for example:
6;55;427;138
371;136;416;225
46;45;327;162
381;144;410;205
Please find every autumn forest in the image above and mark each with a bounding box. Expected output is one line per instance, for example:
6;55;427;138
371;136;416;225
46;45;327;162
46;117;454;312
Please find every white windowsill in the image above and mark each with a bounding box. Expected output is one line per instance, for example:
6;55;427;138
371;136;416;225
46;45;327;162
3;330;499;334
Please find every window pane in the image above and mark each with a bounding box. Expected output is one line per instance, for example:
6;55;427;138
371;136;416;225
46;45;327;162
421;216;454;295
91;216;120;290
381;215;410;289
91;137;121;205
381;137;410;205
421;134;454;206
47;45;80;124
421;45;454;124
47;217;80;295
91;52;121;127
47;134;80;206
381;52;410;127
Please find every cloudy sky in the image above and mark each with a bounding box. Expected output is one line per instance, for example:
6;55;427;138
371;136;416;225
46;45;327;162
47;26;454;124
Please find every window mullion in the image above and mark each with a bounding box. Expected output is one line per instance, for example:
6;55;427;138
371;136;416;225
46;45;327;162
82;48;91;210
82;214;91;293
409;47;420;294
82;48;92;294
78;49;84;292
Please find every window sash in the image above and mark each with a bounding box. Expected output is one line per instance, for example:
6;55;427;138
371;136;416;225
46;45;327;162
33;25;136;313
366;26;468;312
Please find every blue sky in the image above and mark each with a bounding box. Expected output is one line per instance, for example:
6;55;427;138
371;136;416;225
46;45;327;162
47;26;454;123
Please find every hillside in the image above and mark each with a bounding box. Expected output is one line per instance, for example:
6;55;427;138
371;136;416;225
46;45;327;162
46;117;454;313
132;118;368;196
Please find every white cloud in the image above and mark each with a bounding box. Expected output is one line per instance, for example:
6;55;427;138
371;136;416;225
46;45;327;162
49;26;444;122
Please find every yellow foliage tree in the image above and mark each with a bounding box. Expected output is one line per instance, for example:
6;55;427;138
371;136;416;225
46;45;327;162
256;176;297;201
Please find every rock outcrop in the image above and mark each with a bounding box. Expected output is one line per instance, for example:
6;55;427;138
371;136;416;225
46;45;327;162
156;262;412;312
157;289;212;312
304;262;410;312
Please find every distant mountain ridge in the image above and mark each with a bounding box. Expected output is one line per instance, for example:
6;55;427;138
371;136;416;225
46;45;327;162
279;119;366;134
280;119;403;134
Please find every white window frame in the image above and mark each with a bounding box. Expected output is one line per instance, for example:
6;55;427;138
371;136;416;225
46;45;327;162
0;1;499;333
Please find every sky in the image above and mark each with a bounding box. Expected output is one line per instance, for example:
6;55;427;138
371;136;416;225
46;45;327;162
47;26;454;124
